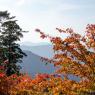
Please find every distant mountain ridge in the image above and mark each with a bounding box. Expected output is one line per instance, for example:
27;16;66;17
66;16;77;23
20;44;54;58
20;42;51;46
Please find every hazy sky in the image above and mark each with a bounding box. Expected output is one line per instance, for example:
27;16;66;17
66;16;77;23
0;0;95;43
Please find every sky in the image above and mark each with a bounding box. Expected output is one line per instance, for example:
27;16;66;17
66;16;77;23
0;0;95;44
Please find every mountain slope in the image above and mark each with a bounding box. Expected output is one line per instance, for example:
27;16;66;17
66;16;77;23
20;50;55;76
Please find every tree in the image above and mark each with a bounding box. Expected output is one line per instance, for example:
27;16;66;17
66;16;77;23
0;11;27;76
36;24;95;95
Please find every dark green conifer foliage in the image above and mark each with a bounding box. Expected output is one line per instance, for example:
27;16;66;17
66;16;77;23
0;11;27;76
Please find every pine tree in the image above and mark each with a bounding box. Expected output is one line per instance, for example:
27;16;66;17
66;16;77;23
0;11;27;76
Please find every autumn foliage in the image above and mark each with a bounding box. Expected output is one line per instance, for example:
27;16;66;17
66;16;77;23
36;24;95;95
0;24;95;95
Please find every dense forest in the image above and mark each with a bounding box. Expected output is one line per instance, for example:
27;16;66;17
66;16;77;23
0;11;95;95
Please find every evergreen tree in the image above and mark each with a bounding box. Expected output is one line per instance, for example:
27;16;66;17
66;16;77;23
0;11;27;76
